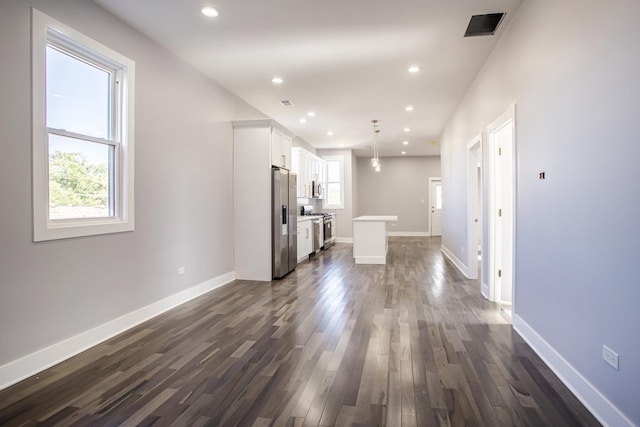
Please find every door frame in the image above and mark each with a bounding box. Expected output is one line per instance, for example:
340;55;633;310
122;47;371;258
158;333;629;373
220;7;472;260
428;177;442;236
487;104;517;312
467;134;482;283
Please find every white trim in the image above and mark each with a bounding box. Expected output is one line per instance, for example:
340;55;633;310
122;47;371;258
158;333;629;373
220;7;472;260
31;9;135;242
467;134;482;281
354;256;387;265
0;271;235;391
428;177;442;236
388;231;431;237
335;237;353;243
441;244;470;278
481;282;490;299
486;104;516;305
513;315;635;427
231;118;289;135
323;155;344;209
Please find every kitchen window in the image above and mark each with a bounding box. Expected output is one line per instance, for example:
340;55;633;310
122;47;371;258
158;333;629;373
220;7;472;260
323;156;344;209
32;9;135;241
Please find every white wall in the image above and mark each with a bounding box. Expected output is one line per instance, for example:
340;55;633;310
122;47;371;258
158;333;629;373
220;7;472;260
292;137;317;155
0;0;265;371
440;0;640;424
357;156;441;234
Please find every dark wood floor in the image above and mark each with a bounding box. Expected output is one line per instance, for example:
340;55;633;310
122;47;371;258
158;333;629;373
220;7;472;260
0;237;600;426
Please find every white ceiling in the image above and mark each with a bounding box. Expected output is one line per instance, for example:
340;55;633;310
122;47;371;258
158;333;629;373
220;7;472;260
94;0;523;157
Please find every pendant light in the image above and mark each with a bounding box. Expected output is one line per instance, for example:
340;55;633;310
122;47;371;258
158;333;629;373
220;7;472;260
371;120;381;172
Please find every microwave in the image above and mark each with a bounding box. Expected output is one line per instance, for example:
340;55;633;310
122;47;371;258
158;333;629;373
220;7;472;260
312;181;323;198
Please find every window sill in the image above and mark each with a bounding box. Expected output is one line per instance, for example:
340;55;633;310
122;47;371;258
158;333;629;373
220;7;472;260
34;216;134;242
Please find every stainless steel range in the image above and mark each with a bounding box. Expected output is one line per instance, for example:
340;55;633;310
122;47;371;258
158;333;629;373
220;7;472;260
321;213;336;248
300;206;336;249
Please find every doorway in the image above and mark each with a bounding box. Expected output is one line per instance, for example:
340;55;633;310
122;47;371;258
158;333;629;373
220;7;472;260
429;178;442;236
467;135;483;286
487;105;516;318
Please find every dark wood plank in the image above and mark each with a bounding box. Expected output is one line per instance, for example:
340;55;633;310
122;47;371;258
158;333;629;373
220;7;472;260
0;237;601;427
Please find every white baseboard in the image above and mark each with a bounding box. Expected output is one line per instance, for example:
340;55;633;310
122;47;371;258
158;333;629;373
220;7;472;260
354;256;386;264
335;237;353;243
0;271;235;391
481;281;490;299
336;234;431;241
440;244;470;278
512;315;634;427
387;231;431;237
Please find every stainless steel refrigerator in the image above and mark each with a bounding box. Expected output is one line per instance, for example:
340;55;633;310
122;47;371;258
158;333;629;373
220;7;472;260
272;167;297;279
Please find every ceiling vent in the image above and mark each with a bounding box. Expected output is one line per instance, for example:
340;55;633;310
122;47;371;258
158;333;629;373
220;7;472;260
280;100;294;107
464;13;505;37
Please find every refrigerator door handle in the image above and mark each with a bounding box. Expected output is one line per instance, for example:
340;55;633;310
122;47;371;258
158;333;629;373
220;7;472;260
282;205;287;224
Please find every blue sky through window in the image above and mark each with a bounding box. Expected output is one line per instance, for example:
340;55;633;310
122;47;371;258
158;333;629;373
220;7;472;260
46;45;111;165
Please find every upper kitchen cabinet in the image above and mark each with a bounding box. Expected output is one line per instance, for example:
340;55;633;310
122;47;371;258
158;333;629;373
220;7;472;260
233;119;292;171
271;127;292;170
291;147;308;197
291;147;326;199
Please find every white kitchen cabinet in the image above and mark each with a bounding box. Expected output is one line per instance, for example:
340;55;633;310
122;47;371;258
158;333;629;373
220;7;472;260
297;218;313;263
291;147;306;197
232;119;294;281
291;147;326;199
271;128;292;169
312;156;327;199
352;216;398;264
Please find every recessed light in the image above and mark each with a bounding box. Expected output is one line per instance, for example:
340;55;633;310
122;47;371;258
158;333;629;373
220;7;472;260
307;111;315;117
271;77;283;84
408;66;420;73
405;106;414;112
299;118;307;124
201;6;219;17
327;131;334;136
404;127;411;132
403;141;409;145
401;151;406;155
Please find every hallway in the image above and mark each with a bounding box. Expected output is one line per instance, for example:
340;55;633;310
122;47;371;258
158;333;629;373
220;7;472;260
0;238;599;426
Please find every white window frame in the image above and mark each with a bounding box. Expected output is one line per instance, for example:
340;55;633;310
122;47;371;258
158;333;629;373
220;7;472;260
32;9;135;241
323;155;344;209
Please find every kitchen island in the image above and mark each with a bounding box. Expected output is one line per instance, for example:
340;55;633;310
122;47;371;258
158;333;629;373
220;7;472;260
352;216;398;264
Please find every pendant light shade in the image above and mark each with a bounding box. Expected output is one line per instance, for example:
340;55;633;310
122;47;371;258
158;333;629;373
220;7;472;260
371;120;381;172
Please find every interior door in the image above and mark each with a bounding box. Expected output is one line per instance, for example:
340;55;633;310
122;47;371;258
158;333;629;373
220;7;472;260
488;106;515;308
429;178;442;236
495;123;513;305
467;135;483;284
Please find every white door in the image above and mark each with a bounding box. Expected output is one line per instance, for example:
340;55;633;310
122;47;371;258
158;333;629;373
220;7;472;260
429;178;442;236
488;106;515;310
467;135;483;283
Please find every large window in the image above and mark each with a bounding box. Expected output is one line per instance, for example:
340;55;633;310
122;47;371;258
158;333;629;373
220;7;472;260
32;9;135;241
323;156;344;209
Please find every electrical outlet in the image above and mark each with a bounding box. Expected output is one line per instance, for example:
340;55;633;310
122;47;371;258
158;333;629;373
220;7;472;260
177;266;186;276
602;345;619;370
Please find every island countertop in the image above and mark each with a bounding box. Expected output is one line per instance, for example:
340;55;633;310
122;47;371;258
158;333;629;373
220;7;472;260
352;215;398;222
